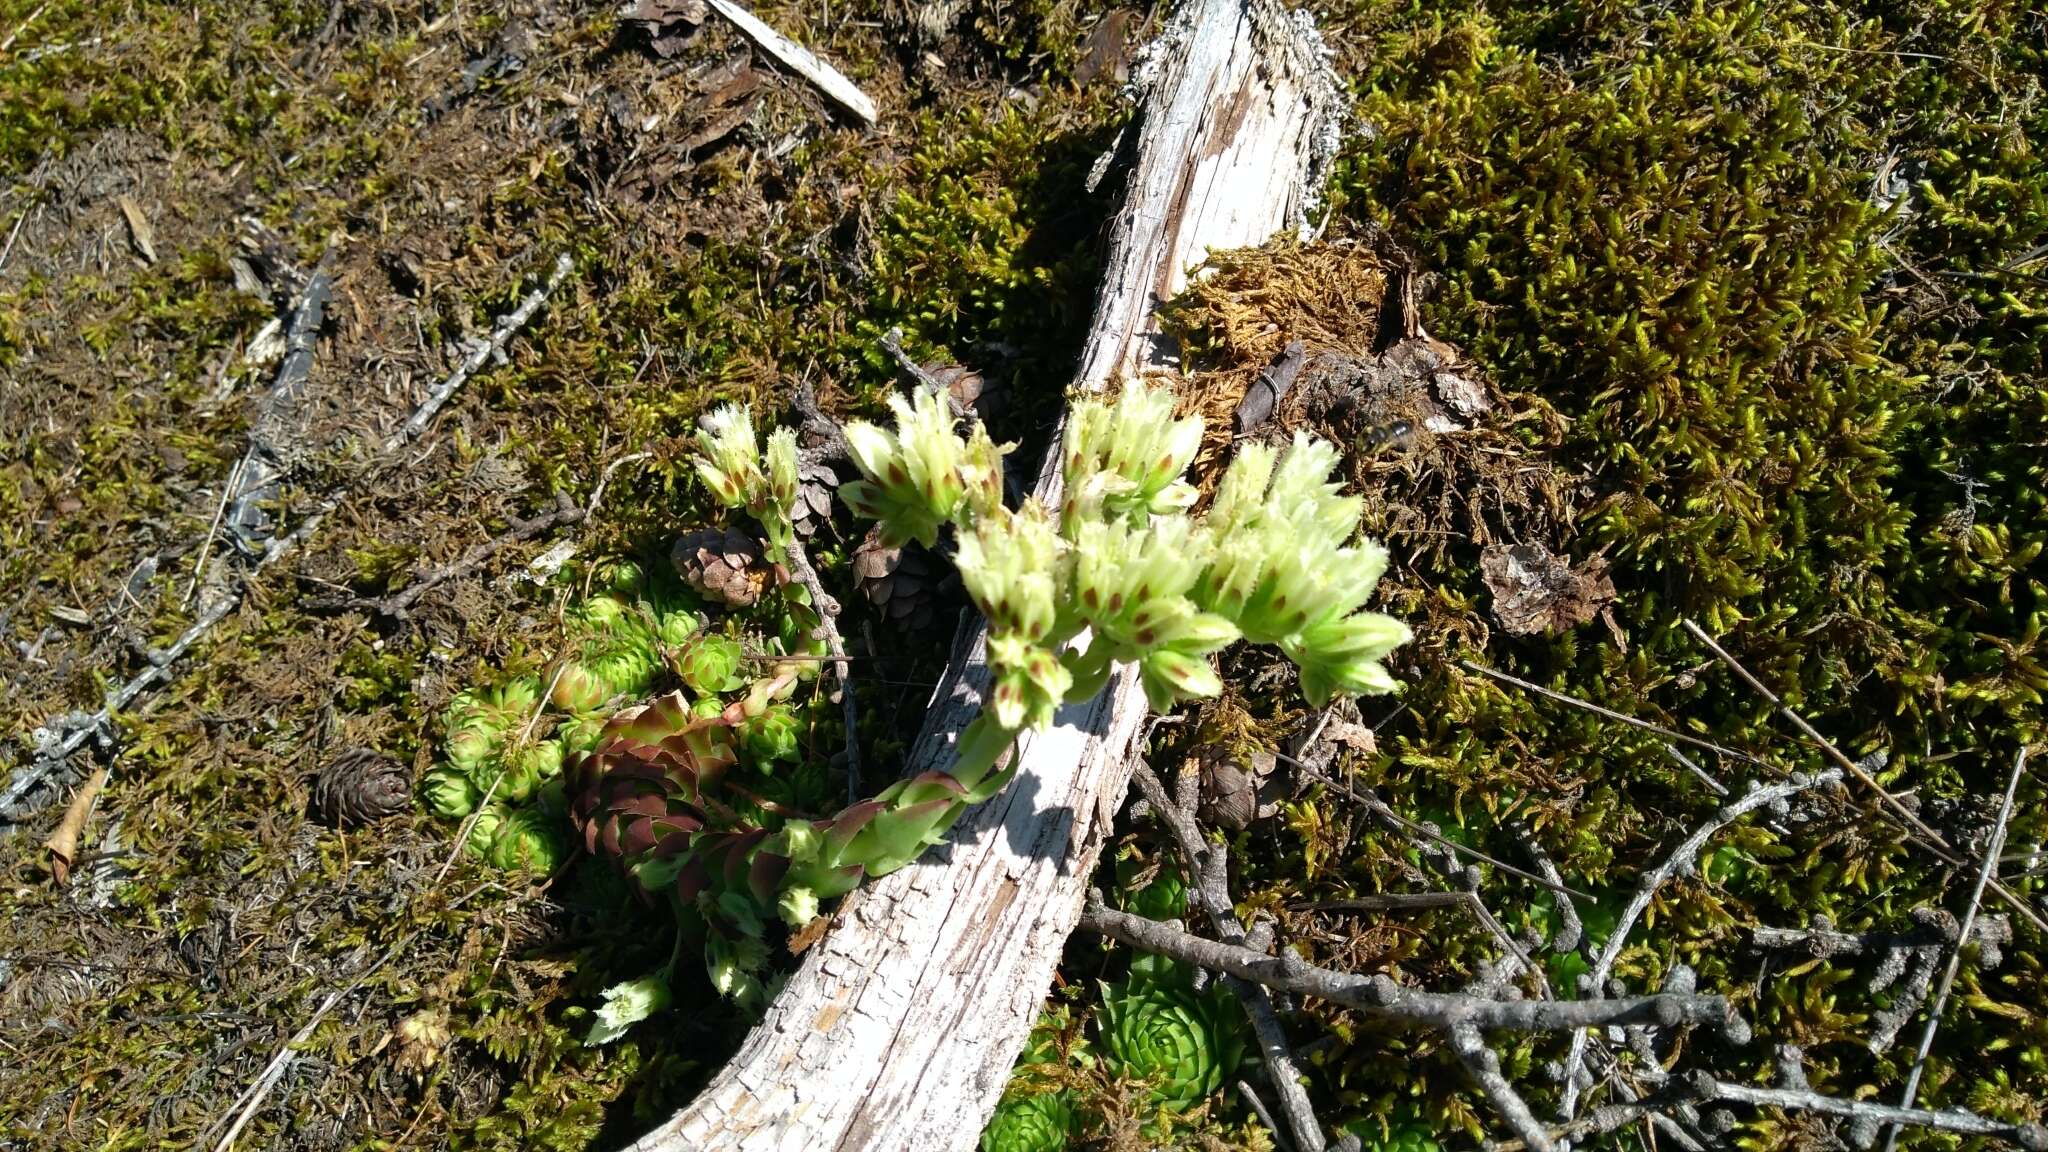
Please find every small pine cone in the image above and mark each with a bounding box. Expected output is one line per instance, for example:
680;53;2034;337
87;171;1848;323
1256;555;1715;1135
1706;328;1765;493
312;748;411;826
672;526;772;608
1192;744;1281;832
791;459;841;540
927;363;1003;424
851;526;952;632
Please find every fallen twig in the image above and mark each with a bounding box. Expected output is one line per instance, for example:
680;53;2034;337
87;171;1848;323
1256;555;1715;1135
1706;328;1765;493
1275;744;1590;899
1079;900;1732;1034
1128;761;1327;1152
1458;660;1771;771
1881;747;2029;1152
1750;916;2008;960
781;535;861;803
703;0;877;125
345;493;584;620
1558;768;1842;1118
1452;1025;1556;1152
1693;1074;2048;1149
1490;1072;2048;1152
227;257;334;552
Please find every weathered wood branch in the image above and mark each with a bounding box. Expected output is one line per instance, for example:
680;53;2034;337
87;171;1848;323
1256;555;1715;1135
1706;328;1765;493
631;3;1342;1148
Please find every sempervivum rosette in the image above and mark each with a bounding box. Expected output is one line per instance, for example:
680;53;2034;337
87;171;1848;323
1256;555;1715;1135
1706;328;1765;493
565;689;1021;1001
979;1091;1077;1152
1098;976;1244;1110
566;692;738;897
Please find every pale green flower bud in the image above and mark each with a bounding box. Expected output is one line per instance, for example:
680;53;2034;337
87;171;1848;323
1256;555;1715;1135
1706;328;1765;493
765;427;800;511
840;388;982;546
778;885;820;928
1139;647;1225;712
585;974;672;1046
1191;434;1411;702
956;502;1062;644
987;632;1071;732
694;403;766;510
1060;381;1204;525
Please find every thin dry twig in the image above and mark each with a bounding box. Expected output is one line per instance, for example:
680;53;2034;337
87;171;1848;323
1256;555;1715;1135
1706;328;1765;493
702;0;877;124
1079;900;1732;1034
1275;744;1591;899
1881;746;2030;1152
185;457;245;611
1559;768;1843;1119
352;494;584;620
1693;1075;2047;1149
1680;619;2048;935
1458;660;1771;771
1453;1025;1557;1152
781;535;860;803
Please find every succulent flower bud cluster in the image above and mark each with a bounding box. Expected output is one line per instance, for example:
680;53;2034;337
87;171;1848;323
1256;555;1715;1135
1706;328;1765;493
1193;434;1411;703
957;502;1070;730
1059;380;1203;531
840;388;1005;547
694;404;802;562
828;377;1412;731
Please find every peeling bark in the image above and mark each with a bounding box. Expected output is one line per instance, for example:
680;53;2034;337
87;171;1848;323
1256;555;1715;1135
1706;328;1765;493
634;3;1342;1147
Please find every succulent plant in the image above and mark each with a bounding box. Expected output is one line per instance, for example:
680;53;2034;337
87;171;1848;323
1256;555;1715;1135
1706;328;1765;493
495;738;565;803
551;596;663;712
1059;379;1202;530
585;973;672;1046
741;702;802;766
979;1091;1076;1152
488;804;568;873
653;606;701;647
693;405;801;562
1114;854;1188;922
565;692;1017;1001
572;381;1413;1007
423;763;481;819
1098;977;1243;1109
556;709;610;754
676;632;745;696
311;748;411;826
593;557;645;596
465;803;507;859
954;502;1070;731
444;676;542;778
1193;435;1410;704
672;526;775;609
